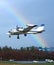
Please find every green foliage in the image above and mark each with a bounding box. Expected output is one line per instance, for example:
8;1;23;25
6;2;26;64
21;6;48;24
0;46;54;61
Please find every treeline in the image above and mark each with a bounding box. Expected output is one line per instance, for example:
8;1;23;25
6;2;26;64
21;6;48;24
0;46;54;61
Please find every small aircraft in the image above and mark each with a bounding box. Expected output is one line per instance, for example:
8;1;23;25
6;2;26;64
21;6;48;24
7;24;45;39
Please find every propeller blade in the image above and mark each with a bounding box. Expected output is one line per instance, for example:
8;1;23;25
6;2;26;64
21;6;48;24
6;33;10;35
16;25;19;30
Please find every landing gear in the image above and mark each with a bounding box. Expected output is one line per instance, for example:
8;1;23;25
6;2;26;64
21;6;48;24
17;34;19;39
24;34;27;36
9;35;11;38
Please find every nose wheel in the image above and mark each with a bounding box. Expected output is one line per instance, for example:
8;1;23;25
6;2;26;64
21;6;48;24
9;35;11;38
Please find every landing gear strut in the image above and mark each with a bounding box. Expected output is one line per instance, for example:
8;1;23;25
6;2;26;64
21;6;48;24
24;34;27;36
17;34;19;39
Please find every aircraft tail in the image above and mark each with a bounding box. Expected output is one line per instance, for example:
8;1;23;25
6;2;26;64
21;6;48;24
36;24;45;33
27;24;45;34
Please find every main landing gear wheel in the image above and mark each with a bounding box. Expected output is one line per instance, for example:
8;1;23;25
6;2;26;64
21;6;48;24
17;35;19;39
24;34;27;36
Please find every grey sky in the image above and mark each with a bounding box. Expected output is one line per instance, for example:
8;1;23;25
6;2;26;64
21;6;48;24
0;0;54;48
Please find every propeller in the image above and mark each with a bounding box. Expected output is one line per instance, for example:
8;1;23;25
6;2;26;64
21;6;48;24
16;25;19;31
6;30;11;35
16;25;23;31
6;32;10;35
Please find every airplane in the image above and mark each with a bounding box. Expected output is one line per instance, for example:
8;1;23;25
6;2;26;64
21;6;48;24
7;24;45;39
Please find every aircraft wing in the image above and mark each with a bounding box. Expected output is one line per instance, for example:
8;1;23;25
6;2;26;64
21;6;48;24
22;24;37;33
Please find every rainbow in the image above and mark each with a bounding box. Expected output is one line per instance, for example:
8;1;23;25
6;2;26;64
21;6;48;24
34;34;48;47
6;2;48;48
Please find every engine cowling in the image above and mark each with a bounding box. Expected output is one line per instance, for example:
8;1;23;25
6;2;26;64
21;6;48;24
18;29;23;31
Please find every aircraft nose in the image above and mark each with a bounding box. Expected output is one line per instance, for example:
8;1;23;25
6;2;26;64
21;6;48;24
6;33;10;35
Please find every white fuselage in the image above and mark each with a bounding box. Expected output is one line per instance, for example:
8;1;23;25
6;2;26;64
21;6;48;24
8;26;44;35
